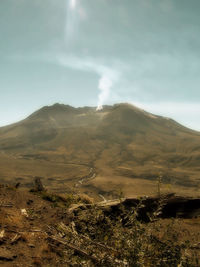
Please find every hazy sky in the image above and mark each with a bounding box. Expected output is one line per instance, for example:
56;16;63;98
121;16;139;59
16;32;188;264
0;0;200;130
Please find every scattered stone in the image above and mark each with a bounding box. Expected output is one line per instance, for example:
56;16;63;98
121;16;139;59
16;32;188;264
11;234;21;244
0;230;5;244
21;209;28;217
0;230;5;239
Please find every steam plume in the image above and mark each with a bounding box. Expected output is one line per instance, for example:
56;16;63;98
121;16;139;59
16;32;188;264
96;76;112;110
64;2;118;110
58;57;119;111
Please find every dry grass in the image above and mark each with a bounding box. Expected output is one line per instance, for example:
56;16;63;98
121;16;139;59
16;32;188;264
0;185;199;266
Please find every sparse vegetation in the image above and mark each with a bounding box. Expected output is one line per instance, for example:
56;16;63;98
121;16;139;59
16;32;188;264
0;104;200;265
33;190;93;209
49;197;200;266
0;185;199;266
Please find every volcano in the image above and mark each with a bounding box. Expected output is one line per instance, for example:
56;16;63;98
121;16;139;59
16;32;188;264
0;103;200;199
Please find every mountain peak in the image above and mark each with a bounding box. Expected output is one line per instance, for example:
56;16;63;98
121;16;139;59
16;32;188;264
0;102;200;199
28;103;76;119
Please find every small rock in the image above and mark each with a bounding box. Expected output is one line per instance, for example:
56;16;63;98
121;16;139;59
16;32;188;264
0;230;5;239
21;209;28;217
11;234;21;244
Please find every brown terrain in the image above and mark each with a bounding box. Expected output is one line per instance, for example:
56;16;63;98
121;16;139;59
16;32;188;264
0;103;200;199
0;103;200;266
0;185;199;266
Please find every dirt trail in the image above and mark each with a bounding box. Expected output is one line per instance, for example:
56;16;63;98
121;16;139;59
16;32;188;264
75;167;97;188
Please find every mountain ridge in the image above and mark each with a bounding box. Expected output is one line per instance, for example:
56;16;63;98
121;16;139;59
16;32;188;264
0;102;199;134
0;102;200;198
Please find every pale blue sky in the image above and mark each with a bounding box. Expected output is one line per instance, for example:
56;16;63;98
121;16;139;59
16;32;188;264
0;0;200;130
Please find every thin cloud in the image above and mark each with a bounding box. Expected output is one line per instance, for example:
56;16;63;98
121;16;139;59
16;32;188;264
131;101;200;131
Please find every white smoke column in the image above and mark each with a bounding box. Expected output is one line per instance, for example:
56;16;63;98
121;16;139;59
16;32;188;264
63;2;118;109
96;76;112;110
57;56;120;110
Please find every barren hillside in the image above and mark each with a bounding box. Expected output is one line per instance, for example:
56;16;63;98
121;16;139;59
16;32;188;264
0;103;200;199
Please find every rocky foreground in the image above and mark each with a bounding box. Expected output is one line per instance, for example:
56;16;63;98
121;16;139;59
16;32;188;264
0;184;199;266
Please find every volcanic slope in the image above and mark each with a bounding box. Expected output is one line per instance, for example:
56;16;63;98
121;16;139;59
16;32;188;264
0;103;200;198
